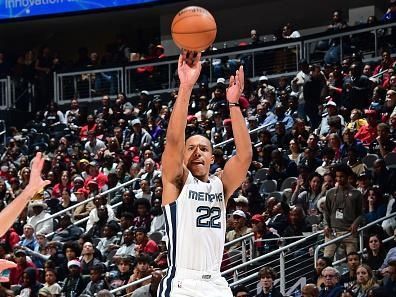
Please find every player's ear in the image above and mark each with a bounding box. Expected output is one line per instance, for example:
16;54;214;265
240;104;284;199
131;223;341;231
210;155;214;165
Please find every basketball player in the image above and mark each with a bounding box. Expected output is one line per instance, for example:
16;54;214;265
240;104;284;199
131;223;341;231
159;51;252;297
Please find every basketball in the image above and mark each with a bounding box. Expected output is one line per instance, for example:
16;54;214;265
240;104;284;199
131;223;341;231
171;6;217;52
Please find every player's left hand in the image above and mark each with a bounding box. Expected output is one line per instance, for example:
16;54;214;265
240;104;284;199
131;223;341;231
226;66;244;104
26;152;51;193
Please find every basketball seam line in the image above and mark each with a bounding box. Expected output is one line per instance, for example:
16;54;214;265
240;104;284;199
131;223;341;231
172;28;216;34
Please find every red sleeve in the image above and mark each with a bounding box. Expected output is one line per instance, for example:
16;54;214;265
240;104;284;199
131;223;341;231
9;232;20;248
144;240;159;254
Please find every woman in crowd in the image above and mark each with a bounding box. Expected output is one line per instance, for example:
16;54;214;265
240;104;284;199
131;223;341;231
291;173;323;213
363;234;388;271
363;187;387;223
352;264;378;297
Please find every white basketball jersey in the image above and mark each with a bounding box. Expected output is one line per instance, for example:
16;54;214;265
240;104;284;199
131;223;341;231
163;171;226;272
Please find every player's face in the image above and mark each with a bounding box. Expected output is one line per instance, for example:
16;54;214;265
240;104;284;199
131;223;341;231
184;135;213;181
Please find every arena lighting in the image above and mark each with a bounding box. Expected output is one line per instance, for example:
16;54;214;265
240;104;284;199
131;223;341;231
0;0;166;20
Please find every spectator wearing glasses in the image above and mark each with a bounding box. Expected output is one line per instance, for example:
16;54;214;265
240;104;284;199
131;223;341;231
319;267;343;297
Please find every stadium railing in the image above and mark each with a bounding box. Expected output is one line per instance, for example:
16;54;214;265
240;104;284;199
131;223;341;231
109;211;396;296
48;21;395;106
314;211;396;268
37;177;140;234
0;77;11;110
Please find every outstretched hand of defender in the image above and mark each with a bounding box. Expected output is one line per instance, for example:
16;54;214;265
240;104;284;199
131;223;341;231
226;65;244;104
27;152;51;192
178;50;202;88
0;152;50;238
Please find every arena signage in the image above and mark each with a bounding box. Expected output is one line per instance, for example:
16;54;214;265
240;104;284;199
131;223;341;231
0;0;160;20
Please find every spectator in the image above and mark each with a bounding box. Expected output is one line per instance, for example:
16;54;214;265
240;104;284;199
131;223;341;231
113;229;136;261
257;266;283;297
81;263;109;296
86;195;115;232
107;256;133;295
9;249;37;285
291;173;323;213
61;259;88;297
127;253;153;294
51;213;83;242
27;200;53;235
132;199;152;232
311;256;332;288
352;264;378;297
96;223;120;260
85;131;107;155
323;164;363;258
80;241;101;276
134;227;158;257
363;187;387;224
18;267;43;297
131;269;163;297
339;252;361;289
226;210;252;250
301;284;319;297
80;114;97;141
129;119;152;150
43;268;62;296
363;234;388;271
371;159;396;194
251;214;279;257
369;123;395;157
18;224;39;252
319;267;343;297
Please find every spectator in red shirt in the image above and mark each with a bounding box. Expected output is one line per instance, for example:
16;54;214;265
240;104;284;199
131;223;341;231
9;249;37;285
84;161;108;191
355;109;378;145
79;114;97;141
134;227;158;257
0;228;20;253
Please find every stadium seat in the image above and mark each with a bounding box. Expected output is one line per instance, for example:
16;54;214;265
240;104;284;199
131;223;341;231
384;152;396;169
254;168;269;184
280;177;297;191
362;154;379;171
259;180;277;197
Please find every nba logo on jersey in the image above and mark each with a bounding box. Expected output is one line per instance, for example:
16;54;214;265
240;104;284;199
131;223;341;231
177;281;182;288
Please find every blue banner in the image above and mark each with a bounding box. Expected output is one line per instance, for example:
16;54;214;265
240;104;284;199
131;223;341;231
0;0;159;20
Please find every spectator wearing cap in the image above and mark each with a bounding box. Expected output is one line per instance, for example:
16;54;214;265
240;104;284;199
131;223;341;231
257;76;275;100
318;100;345;137
323;164;364;258
185;114;204;137
83;161;108;191
251;214;279;257
73;189;95;221
27;198;53;235
61;259;88;297
129;118;152;150
355;109;378;145
51;213;83;243
226;210;252;251
9;249;37;285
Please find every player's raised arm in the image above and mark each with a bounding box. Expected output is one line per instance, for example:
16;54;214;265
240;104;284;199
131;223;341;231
0;152;50;237
221;66;253;201
161;51;202;205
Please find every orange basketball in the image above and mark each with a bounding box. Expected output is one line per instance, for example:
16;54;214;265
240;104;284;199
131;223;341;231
171;6;217;52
